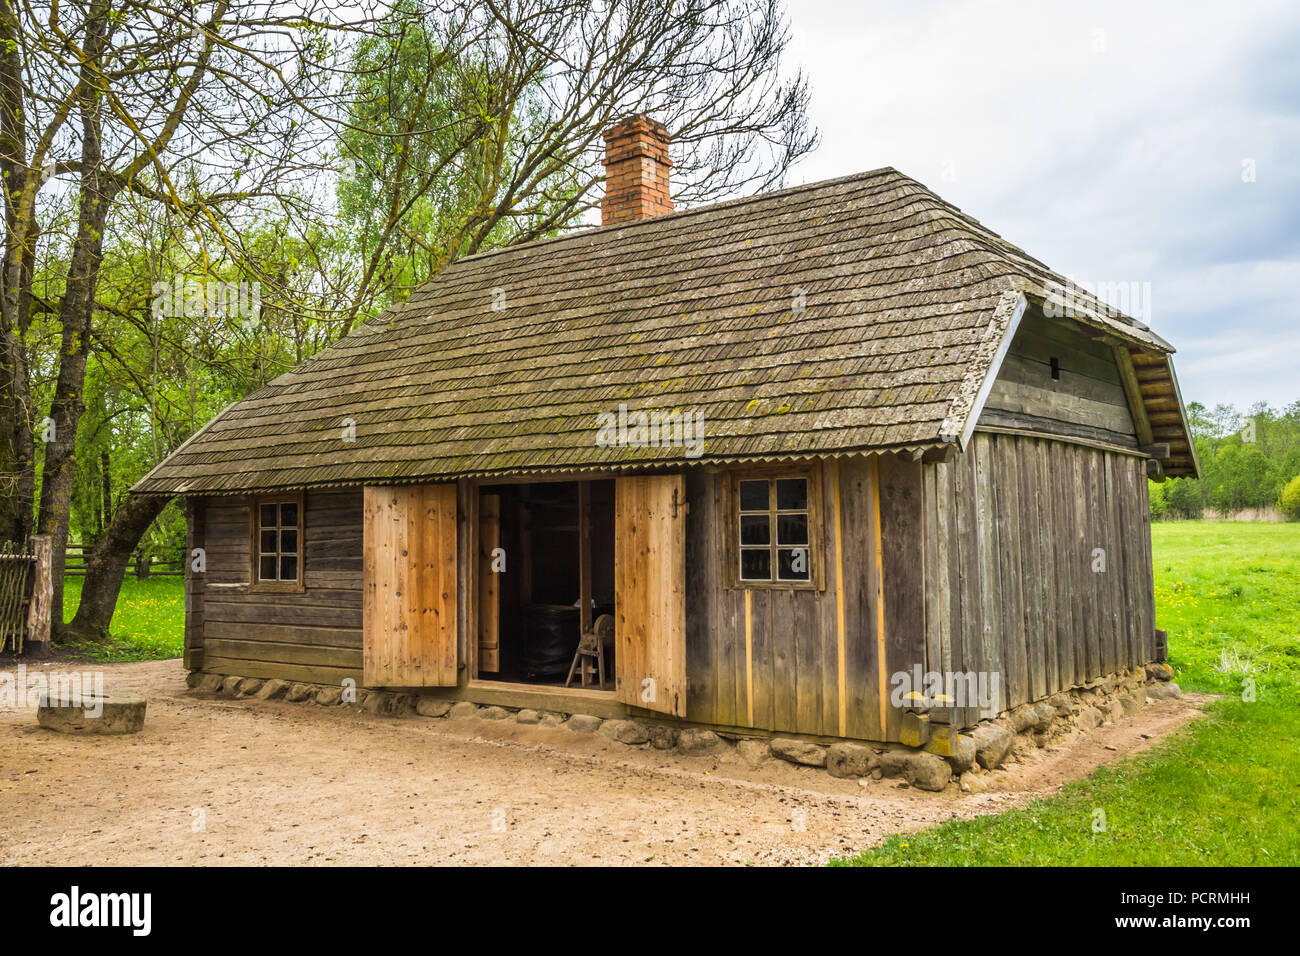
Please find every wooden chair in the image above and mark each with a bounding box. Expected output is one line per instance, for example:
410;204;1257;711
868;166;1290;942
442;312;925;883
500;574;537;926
565;614;615;689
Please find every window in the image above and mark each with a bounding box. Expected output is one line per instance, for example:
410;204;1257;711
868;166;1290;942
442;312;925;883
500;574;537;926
728;468;822;589
250;493;303;591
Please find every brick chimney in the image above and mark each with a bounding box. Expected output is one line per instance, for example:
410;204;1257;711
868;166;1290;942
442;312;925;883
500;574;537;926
601;114;673;225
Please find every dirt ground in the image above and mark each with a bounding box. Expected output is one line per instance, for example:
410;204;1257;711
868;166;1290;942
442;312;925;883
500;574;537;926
0;659;1209;866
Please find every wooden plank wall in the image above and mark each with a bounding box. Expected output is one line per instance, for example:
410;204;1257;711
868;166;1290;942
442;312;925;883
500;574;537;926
684;455;923;742
195;489;364;685
362;484;459;687
184;498;205;670
613;475;687;717
922;431;1155;724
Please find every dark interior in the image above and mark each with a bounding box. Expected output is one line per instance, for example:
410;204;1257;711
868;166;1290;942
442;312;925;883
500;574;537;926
477;480;616;687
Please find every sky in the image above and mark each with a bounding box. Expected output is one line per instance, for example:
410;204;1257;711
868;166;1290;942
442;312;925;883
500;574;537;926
782;0;1300;411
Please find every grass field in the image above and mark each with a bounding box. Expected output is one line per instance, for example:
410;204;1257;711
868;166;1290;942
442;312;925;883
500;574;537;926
61;575;186;662
835;521;1300;866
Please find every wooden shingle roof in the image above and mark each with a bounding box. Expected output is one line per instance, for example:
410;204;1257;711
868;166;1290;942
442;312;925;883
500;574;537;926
134;167;1195;495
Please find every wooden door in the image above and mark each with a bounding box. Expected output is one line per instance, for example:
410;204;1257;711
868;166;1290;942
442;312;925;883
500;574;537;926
363;484;458;687
477;493;501;672
614;475;686;716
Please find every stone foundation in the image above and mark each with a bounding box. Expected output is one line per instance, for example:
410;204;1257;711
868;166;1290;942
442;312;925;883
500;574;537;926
187;662;1180;793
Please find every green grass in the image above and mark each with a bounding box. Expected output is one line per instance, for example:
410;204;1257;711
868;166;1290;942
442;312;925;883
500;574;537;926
61;575;186;662
834;521;1300;867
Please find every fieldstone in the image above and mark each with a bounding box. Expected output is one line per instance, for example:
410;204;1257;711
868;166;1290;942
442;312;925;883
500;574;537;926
314;685;343;706
1105;699;1124;723
565;714;603;734
417;698;453;718
649;724;679;749
478;705;510;720
388;694;416;717
448;701;479;719
1119;693;1143;716
256;679;290;701
826;742;876;779
361;691;393;714
770;738;827;767
1147;682;1183;701
676;728;722;755
197;673;224;693
236;678;264;697
969;724;1014;770
736;739;771;768
539;714;562;728
285;682;315;702
879;750;951;792
185;671;203;689
597;719;652;745
959;771;986;794
220;675;243;696
1146;662;1175;682
1005;704;1035;733
1031;701;1057;731
37;692;146;735
514;708;540;724
599;719;631;740
1047;693;1074;717
940;735;977;775
1076;705;1102;729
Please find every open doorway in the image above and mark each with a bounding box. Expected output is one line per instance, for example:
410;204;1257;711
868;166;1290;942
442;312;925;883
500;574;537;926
476;480;616;689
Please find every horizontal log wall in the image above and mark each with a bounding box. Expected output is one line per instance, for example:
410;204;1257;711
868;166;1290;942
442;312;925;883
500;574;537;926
922;431;1155;726
193;489;364;685
979;311;1139;448
685;455;923;743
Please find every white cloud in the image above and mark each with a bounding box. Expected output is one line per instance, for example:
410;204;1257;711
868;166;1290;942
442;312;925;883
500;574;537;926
784;0;1300;408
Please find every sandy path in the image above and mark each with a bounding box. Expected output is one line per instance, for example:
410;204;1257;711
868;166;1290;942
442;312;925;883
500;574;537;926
0;659;1208;866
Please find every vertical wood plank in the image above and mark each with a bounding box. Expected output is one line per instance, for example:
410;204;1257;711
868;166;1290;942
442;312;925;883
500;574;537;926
614;474;687;717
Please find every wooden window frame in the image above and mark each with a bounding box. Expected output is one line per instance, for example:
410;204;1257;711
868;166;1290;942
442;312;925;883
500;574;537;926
248;491;305;593
723;464;824;591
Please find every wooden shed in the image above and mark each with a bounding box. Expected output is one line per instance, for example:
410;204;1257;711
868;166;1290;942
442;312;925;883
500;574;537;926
134;116;1199;745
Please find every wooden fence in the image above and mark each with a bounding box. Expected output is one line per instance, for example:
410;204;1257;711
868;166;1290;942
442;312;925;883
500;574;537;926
0;535;52;655
64;543;186;579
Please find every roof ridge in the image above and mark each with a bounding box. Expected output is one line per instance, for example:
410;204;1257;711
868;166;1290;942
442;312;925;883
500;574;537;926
449;165;906;267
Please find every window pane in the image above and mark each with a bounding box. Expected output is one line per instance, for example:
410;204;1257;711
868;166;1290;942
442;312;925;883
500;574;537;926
259;555;277;580
776;478;807;511
740;548;771;581
778;547;811;581
280;501;299;527
279;555;298;581
777;513;808;545
260;503;277;528
280;529;298;554
260;530;277;554
738;479;768;512
740;514;770;546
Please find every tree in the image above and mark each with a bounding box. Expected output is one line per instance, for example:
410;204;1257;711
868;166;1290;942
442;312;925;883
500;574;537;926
1280;475;1300;521
2;0;375;636
23;0;817;643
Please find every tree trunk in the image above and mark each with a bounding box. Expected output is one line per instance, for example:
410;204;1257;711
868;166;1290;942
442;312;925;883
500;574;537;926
40;5;115;636
63;494;170;643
